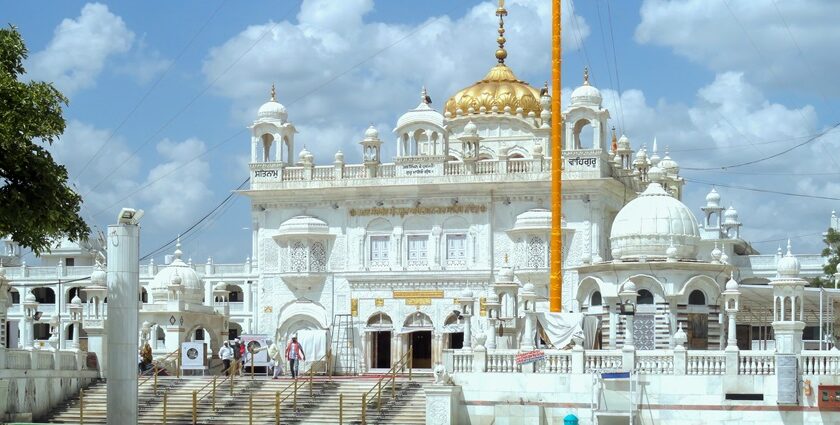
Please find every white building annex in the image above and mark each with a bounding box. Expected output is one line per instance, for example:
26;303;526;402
2;2;840;424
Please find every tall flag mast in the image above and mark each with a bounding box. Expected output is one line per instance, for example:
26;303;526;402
549;0;563;312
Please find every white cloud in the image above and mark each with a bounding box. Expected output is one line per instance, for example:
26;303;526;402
138;138;213;229
635;0;840;94
28;3;134;95
203;0;585;156
27;3;169;94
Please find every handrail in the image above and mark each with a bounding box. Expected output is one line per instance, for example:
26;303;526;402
359;347;412;424
139;349;180;393
195;363;236;404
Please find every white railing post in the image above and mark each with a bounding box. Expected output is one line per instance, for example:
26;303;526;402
725;347;739;375
472;347;487;373
673;346;687;375
572;345;584;374
622;346;636;372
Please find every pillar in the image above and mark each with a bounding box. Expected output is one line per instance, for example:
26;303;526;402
462;313;472;349
486;317;497;350
106;219;140;425
727;311;737;349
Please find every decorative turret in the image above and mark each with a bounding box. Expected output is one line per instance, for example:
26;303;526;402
250;83;297;165
771;240;807;354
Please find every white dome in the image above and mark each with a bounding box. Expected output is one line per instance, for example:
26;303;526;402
71;295;82;305
617;135;631;151
659;151;679;174
395;101;444;130
464;120;478;136
705;188;721;207
522;282;536;293
570;83;602;107
257;100;288;122
777;240;801;278
91;265;106;287
497;266;514;282
364;125;379;140
724;206;739;223
150;242;203;303
610;182;701;260
277;215;329;237
298;147;311;162
214;281;228;291
725;276;739;291
460;289;473;298
512;208;551;231
24;291;36;303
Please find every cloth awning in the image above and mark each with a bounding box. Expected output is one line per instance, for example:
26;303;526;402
363;326;393;333
533;312;585;349
398;326;434;334
441;323;465;333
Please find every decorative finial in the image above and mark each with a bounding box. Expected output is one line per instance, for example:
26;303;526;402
270;83;276;102
540;81;549;97
583;67;590;85
495;0;508;64
174;235;182;260
421;86;432;105
786;238;793;256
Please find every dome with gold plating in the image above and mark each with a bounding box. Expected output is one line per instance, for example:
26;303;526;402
444;64;542;117
443;0;542;118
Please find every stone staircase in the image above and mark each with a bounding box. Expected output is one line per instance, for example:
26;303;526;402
41;373;430;424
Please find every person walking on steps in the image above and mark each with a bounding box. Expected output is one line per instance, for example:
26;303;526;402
232;337;243;376
285;335;306;379
219;341;234;376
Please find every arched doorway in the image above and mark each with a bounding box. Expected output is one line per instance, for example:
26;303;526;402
402;312;433;369
442;312;464;349
687;289;709;350
366;312;392;369
228;322;243;341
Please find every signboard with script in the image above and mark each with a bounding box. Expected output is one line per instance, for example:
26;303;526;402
514;350;546;365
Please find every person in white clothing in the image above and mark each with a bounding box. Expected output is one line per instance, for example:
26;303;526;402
259;340;284;379
218;341;234;375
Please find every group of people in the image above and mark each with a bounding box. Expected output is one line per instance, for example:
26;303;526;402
218;336;306;379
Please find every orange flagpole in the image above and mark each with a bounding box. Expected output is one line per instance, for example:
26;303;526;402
549;0;563;312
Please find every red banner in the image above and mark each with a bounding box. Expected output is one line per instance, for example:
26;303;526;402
515;350;545;365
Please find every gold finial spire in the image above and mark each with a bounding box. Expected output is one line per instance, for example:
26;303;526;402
583;67;590;85
495;0;508;64
270;83;276;101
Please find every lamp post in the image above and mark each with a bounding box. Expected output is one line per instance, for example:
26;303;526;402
69;295;83;351
618;282;638;349
22;292;40;349
723;274;741;350
48;313;60;351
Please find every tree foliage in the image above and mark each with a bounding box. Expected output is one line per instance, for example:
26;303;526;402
0;26;89;254
810;227;840;287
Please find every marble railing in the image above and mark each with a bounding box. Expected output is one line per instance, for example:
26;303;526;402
687;351;726;375
249;156;552;189
585;349;623;372
486;350;522;373
739;350;775;375
4;349;84;371
444;347;840;377
451;350;474;373
3;265;94;279
801;351;840;375
537;351;572;373
635;350;674;374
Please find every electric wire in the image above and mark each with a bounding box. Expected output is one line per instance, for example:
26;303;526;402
89;1;463;220
604;0;626;133
685;178;840;202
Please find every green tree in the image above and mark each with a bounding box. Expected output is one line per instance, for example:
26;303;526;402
0;26;89;254
811;227;840;287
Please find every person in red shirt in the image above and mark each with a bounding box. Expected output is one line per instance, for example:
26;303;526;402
284;336;306;379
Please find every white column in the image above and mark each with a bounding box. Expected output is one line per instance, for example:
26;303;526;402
462;313;472;349
522;312;535;351
72;322;80;350
106;221;140;425
727;311;737;348
486;317;497;349
624;315;634;348
608;307;617;348
22;316;33;349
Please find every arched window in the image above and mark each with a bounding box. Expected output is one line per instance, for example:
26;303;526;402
591;291;602;306
688;290;706;306
139;288;148;303
637;289;654;305
10;288;19;304
33;287;56;304
228;285;244;302
367;312;393;328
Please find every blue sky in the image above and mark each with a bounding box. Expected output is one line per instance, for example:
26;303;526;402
4;0;840;263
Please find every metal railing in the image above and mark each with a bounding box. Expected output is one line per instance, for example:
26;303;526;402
138;349;181;395
360;346;413;424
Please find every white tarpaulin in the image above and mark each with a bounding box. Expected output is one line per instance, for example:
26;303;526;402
296;329;327;360
534;312;585;349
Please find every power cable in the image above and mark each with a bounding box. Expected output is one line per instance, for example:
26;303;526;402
593;0;622;134
685;177;840;202
604;0;626;133
83;2;298;197
89;1;462;219
74;0;228;184
681;122;840;171
139;177;249;261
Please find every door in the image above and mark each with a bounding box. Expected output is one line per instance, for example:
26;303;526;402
411;331;432;369
687;313;709;349
448;332;464;349
371;331;391;369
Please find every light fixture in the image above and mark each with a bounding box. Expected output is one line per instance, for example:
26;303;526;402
117;208;144;225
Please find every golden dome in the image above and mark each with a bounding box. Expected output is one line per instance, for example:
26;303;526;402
444;64;542;117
